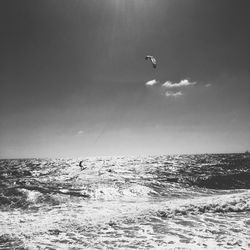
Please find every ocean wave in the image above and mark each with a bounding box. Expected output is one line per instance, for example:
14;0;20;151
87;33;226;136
0;154;250;211
151;191;250;219
1;191;249;250
0;234;26;250
184;172;250;189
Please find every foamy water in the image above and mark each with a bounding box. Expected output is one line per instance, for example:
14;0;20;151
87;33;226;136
0;154;250;249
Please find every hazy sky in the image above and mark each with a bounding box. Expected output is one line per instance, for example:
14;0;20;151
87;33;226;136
1;0;250;158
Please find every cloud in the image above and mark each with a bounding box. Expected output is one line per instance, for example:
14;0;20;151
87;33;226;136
205;83;212;87
165;91;183;97
77;130;84;135
145;78;196;98
162;79;196;88
145;79;158;86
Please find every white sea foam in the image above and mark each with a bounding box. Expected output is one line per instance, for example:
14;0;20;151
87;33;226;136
1;191;250;249
1;155;250;249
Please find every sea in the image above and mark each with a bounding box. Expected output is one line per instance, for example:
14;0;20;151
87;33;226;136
0;153;249;250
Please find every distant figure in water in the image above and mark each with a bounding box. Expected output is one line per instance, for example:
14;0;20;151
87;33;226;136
79;161;87;171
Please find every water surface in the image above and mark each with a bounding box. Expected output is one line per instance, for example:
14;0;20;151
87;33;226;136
0;154;250;249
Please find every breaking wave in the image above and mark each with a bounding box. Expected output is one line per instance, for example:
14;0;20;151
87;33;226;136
153;191;250;219
0;154;250;249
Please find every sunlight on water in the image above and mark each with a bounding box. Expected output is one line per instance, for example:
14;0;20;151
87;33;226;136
0;154;250;249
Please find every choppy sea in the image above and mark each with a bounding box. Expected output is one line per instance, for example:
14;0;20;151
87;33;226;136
0;153;250;249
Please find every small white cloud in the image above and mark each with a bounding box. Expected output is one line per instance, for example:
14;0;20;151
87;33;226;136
162;79;196;88
145;79;158;86
205;83;212;87
161;81;172;87
165;91;183;97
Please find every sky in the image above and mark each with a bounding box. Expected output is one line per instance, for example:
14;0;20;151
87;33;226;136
0;0;250;158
